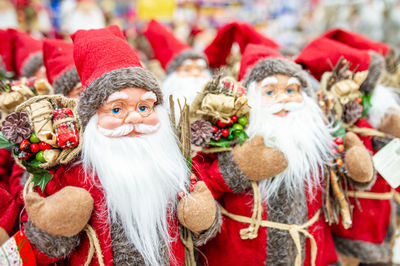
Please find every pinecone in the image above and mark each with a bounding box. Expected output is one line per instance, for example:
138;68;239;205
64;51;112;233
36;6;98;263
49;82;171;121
342;101;363;124
1;111;32;144
191;119;213;146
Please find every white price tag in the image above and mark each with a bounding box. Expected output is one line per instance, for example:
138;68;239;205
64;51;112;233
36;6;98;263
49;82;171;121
373;138;400;189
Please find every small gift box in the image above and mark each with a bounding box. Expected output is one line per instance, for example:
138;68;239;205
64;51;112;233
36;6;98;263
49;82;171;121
53;108;79;149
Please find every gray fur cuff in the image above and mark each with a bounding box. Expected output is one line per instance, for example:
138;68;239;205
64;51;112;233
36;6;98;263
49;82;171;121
166;50;208;74
53;67;81;96
333;235;392;263
22;52;43;78
359;51;384;95
24;220;80;258
218;151;251;193
193;203;222;246
78;67;162;130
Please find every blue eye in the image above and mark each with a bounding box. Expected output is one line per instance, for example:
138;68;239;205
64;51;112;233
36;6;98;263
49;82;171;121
266;91;273;96
286;88;294;94
138;105;148;112
112;108;120;114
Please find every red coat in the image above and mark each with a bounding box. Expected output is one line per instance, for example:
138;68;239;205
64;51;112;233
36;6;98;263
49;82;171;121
0;149;24;236
192;153;338;266
330;119;393;244
23;162;185;266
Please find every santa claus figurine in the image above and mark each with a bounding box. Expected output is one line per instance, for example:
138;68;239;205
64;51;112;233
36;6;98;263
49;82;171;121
43;39;81;98
296;35;395;265
1;25;218;265
144;20;211;118
8;29;46;79
193;44;375;266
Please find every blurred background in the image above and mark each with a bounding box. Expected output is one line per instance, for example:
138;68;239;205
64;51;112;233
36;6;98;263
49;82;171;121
1;0;400;51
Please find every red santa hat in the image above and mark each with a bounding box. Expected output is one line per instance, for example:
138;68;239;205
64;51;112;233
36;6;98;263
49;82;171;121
295;37;384;95
204;22;279;69
43;39;81;96
322;28;390;56
240;44;310;94
8;29;43;77
143;19;207;74
72;25;162;129
0;29;15;73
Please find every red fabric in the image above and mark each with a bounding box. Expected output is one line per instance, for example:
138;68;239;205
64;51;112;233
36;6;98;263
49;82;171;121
322;28;390;56
143;20;190;70
7;29;43;77
24;162;184;266
192;153;337;266
204;22;237;69
43;39;75;85
0;29;15;72
204;22;279;69
71;25;141;90
238;43;285;81
330;119;393;244
295;37;371;81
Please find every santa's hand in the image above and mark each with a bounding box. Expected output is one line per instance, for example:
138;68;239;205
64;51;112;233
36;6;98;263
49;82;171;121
232;135;288;181
344;132;374;183
177;181;216;234
0;227;9;245
379;112;400;138
25;186;94;237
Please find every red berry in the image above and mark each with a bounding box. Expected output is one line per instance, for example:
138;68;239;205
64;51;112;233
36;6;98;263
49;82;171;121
217;120;227;128
221;129;230;137
337;145;345;153
334;137;343;145
18;151;32;160
212;126;218;133
191;180;197;185
190;173;197;181
231;115;238;123
30;143;40;153
189;183;196;192
39;141;52;151
355;98;362;104
177;191;186;199
19;139;30;151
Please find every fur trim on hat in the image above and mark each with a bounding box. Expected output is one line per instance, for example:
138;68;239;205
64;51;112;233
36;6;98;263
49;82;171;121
166;50;208;74
243;58;311;94
79;67;162;129
359;51;384;95
53;68;81;96
22;52;43;78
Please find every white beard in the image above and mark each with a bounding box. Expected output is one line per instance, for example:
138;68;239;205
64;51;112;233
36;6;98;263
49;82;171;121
369;84;400;129
246;83;334;203
82;106;188;266
162;72;211;121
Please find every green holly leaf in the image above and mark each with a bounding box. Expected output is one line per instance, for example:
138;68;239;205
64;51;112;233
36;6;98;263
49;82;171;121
232;129;249;145
205;138;231;148
22;160;53;192
186;156;192;170
333;121;346;139
0;132;15;149
361;93;372;117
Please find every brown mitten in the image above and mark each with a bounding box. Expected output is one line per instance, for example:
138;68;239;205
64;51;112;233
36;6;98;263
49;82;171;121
0;227;9;245
232;135;288;181
379;112;400;138
25;186;94;237
177;181;216;234
344;132;374;183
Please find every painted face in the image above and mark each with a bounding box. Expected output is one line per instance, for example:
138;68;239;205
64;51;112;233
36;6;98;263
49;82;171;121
257;74;303;117
67;82;82;99
176;58;208;78
33;65;47;80
96;87;159;137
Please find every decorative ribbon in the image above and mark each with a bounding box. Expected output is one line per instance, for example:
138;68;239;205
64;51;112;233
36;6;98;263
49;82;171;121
219;180;320;266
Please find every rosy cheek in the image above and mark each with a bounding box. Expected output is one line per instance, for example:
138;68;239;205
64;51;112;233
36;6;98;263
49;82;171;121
261;95;277;106
141;112;159;125
97;112;124;130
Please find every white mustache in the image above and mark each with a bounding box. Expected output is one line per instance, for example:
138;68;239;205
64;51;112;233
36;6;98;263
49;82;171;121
264;101;305;114
98;123;160;137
